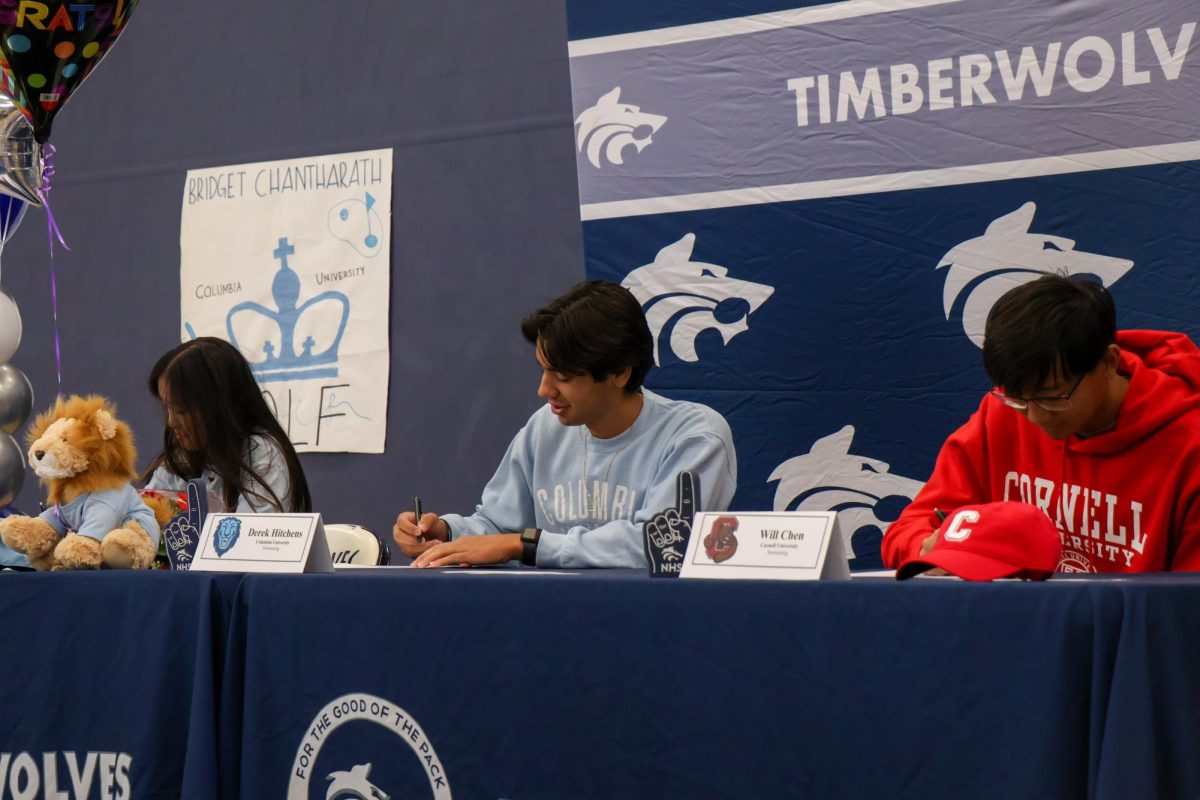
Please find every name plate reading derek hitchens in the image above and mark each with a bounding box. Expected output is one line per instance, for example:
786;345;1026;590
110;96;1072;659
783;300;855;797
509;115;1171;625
191;513;333;574
679;511;849;581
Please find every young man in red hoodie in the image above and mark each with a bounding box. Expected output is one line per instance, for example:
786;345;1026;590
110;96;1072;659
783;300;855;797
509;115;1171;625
883;274;1200;573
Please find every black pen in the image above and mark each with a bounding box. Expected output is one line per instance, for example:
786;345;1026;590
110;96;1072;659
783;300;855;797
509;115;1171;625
934;508;947;523
414;496;423;543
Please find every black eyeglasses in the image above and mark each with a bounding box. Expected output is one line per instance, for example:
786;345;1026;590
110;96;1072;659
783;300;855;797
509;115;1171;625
991;373;1086;412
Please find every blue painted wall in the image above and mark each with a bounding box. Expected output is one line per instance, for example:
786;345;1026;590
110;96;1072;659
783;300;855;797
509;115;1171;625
1;0;585;545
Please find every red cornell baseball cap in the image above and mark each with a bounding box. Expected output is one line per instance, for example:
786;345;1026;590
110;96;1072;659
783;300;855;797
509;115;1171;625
896;501;1063;581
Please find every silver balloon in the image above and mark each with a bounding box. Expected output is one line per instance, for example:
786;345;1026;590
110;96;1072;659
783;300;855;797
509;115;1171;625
0;363;32;434
0;97;42;208
0;431;23;506
0;291;20;364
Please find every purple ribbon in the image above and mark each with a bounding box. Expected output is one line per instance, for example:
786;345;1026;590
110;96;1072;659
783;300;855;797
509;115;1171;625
52;503;76;534
35;144;68;390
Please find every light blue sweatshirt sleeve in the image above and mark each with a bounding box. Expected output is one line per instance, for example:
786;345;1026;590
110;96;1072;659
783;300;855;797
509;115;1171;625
236;436;292;513
145;465;185;493
441;427;537;539
147;438;292;513
536;430;737;569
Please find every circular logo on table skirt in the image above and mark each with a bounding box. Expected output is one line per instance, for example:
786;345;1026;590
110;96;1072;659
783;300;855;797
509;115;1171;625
289;693;452;799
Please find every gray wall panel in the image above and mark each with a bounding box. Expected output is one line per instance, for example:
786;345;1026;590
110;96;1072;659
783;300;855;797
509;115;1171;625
1;0;583;548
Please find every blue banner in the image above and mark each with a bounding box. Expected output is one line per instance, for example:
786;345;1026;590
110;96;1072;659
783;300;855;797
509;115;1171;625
567;0;1200;568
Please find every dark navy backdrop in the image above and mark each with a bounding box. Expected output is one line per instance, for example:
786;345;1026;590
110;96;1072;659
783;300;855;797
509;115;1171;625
585;165;1200;566
567;0;1200;569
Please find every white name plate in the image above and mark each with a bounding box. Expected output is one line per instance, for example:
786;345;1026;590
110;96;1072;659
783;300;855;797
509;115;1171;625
679;511;849;581
191;513;333;574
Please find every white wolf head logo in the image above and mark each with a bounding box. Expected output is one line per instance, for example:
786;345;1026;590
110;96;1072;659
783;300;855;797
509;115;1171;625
622;233;774;365
326;763;389;800
939;202;1134;347
768;426;924;562
574;87;668;169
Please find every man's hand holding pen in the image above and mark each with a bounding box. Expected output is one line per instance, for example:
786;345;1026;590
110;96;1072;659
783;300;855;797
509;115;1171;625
393;509;451;558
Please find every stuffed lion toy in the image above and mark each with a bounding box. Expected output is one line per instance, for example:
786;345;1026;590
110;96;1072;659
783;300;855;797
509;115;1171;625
0;395;160;570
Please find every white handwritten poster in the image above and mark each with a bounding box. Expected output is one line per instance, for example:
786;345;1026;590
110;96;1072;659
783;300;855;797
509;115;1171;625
180;149;392;453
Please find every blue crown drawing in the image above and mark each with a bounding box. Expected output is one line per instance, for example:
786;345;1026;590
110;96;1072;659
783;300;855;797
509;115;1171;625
226;237;351;383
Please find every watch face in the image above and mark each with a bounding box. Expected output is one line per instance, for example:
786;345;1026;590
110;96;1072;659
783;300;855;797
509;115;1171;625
522;528;539;543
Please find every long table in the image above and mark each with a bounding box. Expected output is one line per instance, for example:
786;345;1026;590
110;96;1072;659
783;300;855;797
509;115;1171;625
0;572;242;799
1;569;1197;799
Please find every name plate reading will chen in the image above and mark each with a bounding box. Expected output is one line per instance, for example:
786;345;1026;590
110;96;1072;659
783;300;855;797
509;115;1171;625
191;513;333;574
680;511;849;581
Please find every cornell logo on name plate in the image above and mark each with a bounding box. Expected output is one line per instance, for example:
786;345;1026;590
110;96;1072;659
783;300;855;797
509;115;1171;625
702;515;739;564
289;693;451;799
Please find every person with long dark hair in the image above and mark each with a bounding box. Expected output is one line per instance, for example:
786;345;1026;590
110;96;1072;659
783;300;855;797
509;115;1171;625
142;337;312;513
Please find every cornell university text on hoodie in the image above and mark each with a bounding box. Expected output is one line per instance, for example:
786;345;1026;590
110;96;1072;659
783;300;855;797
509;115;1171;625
883;330;1200;573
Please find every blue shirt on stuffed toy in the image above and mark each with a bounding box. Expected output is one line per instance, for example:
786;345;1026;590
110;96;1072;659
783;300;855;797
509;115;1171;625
38;485;161;548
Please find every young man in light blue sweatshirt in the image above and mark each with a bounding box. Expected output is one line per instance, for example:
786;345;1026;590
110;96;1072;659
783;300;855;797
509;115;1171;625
392;280;737;569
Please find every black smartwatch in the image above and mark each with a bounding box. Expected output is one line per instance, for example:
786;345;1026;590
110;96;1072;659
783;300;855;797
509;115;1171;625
520;527;541;566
